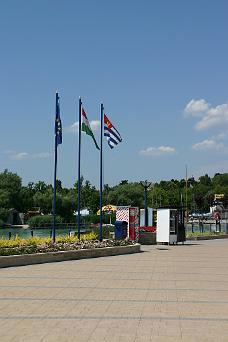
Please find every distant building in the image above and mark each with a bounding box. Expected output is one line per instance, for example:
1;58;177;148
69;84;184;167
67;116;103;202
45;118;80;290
74;209;90;216
210;194;228;219
6;209;24;225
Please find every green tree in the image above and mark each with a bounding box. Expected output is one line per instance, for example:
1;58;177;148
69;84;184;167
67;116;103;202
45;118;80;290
108;182;144;207
18;186;34;212
199;174;211;187
33;190;53;214
34;181;48;193
0;169;22;210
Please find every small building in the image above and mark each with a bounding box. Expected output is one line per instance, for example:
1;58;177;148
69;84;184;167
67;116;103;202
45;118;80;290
140;208;157;227
116;206;139;240
6;209;24;225
73;209;90;216
25;207;43;221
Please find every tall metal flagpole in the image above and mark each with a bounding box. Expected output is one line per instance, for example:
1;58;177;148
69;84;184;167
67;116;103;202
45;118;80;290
185;164;188;220
99;103;104;242
77;97;82;240
52;92;59;243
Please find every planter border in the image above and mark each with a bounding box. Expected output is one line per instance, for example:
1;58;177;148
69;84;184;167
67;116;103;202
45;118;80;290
187;234;228;241
0;244;141;268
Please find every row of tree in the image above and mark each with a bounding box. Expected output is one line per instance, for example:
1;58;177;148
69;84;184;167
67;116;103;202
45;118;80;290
1;169;228;223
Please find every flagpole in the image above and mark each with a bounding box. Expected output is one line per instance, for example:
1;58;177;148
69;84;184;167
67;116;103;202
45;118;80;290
52;92;59;243
77;97;82;240
99;103;104;241
185;164;188;221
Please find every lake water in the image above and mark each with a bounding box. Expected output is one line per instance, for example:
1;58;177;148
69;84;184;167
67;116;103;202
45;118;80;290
0;227;87;240
0;222;227;240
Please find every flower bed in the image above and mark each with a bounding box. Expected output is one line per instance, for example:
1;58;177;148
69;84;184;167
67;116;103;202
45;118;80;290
0;235;140;268
0;234;136;256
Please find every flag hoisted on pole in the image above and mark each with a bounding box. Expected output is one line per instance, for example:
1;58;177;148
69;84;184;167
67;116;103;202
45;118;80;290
99;107;122;241
99;103;104;242
82;108;100;150
52;92;62;242
104;114;122;149
77;97;82;240
78;100;100;240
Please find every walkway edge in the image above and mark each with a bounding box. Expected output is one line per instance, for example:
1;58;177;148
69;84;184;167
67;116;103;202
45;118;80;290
0;244;141;268
187;234;228;241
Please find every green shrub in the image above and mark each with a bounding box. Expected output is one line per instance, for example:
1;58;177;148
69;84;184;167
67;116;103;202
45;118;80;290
91;225;115;239
77;213;115;225
0;208;9;223
186;231;223;238
27;215;63;228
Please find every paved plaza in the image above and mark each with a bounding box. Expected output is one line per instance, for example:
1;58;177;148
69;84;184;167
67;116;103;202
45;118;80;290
0;239;228;341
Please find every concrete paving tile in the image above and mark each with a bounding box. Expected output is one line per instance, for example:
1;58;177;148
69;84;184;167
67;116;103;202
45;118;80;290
106;302;144;317
11;334;46;342
1;240;228;341
85;327;109;340
181;336;223;342
118;334;137;341
41;333;92;342
147;336;182;342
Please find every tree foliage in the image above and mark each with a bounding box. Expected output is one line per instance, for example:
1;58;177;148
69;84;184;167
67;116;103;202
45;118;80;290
1;170;228;223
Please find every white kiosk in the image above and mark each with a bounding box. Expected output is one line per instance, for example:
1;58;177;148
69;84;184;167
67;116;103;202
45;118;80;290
140;208;157;227
157;209;185;244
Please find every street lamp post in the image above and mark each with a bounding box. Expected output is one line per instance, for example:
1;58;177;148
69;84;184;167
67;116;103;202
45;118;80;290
140;180;152;227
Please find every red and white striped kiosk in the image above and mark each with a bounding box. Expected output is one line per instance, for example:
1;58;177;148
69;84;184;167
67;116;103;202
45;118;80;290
116;206;139;240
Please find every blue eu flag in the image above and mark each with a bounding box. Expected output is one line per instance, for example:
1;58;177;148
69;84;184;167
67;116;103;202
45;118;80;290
55;93;62;145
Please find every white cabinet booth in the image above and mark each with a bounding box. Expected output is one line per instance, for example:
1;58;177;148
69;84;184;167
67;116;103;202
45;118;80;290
157;209;185;244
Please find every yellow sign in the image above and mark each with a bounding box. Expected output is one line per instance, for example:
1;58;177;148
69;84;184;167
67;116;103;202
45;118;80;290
214;194;224;200
97;205;117;215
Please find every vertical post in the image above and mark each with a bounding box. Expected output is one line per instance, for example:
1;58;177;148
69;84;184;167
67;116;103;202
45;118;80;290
185;164;188;221
52;92;58;243
99;103;104;241
145;186;148;227
140;180;151;227
77;98;82;240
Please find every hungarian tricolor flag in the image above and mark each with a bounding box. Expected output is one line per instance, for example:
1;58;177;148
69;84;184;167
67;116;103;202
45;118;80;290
81;108;100;150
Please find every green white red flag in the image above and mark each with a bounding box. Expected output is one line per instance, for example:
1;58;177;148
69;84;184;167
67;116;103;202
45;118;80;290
81;108;100;150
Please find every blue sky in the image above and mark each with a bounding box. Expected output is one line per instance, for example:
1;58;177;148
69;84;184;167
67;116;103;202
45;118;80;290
0;0;228;188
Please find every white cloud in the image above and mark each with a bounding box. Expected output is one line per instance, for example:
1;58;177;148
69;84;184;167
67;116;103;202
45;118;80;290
192;139;224;151
196;103;228;130
184;99;209;117
10;152;29;160
90;120;100;131
139;146;176;156
66;120;100;133
66;122;79;133
184;99;228;131
2;150;15;155
9;152;51;160
212;132;226;141
33;152;52;159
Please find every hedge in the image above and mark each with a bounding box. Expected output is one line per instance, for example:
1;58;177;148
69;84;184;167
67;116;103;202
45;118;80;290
27;215;63;227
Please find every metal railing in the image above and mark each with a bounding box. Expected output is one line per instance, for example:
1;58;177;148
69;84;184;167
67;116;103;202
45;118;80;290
185;221;228;234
